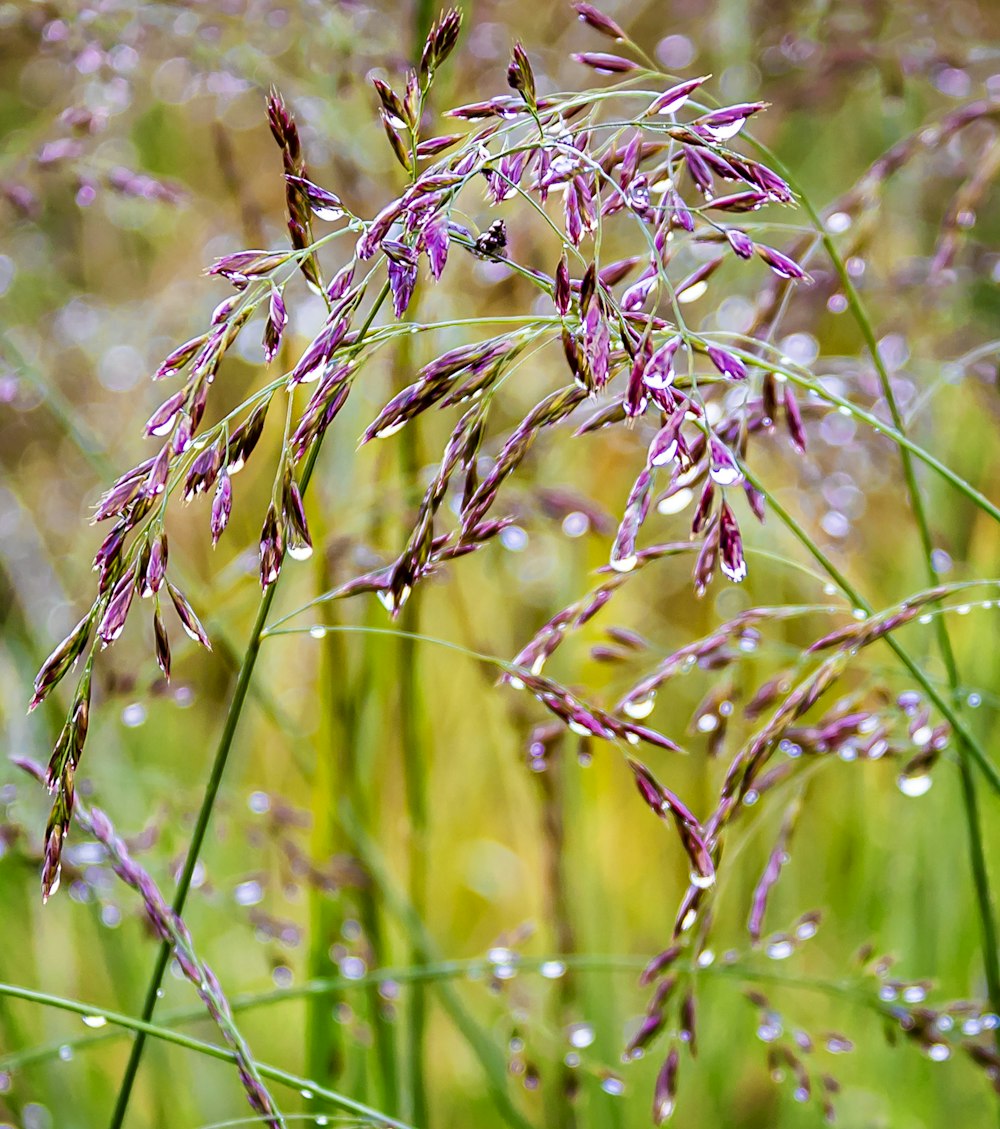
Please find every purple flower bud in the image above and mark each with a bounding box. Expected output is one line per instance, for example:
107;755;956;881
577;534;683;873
284;174;345;221
166;581;212;649
644;336;681;390
326;263;356;302
622;272;656;312
145;390;187;437
706;190;768;213
415;133;463;158
555;255;571;316
648;417;681;468
783;385;807;453
172;414;192;455
211;471;232;546
153;334;206;380
571;51;639;73
653;1048;679;1124
30;614;92;711
719;501;746;583
153;604;171;680
97;567;137;646
708;436;742;486
507;42;536;108
210;295;240;326
283;477;312;560
626;1011;666;1057
183;441;222;501
356;199;406;260
691;480;715;534
142;534;168;596
564;180;584;247
726;228;755;259
756;243;810;281
740;160;793;202
388;259;418;318
683;145;713;197
707;345;747;382
694;101;768;142
94;516;126;569
262;286;287;364
259;503;285;589
572;2;626;39
640;946;682;986
421;211;450;280
142;444;171;499
648;76;709;116
624;352;649;420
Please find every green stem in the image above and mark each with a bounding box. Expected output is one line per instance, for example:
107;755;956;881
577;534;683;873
107;282;392;1129
341;808;538;1129
748;476;1000;1025
0;982;414;1129
773;159;1000;1044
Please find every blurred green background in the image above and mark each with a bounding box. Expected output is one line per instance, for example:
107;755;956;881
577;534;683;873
2;1;1000;1126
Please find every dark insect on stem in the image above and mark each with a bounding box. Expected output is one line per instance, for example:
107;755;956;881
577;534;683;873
473;219;508;259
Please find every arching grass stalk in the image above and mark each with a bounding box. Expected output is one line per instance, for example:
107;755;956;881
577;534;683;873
745;469;1000;1038
107;281;392;1129
394;324;430;1128
0;981;414;1129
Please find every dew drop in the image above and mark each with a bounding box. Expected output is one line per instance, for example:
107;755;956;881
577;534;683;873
623;694;655;720
58;1045;73;1062
609;554;637;573
968;692;982;708
825;1035;853;1053
248;791;270;814
696;713;719;733
82;1015;106;1028
657;487;693;515
121;702;146;727
757;1021;782;1042
287;543;313;561
374;422;406;439
898;773;933;797
309;625;327;639
902;985;927;1003
766;938;795;961
488;946;516;965
541;960;567;979
234;879;263;906
601;1075;625;1096
709;466;742;487
567;1022;596;1048
689;869;716;889
696;948;715;968
340;956;367;980
794;1086;809;1103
